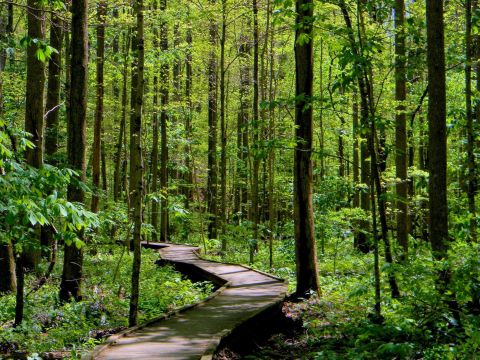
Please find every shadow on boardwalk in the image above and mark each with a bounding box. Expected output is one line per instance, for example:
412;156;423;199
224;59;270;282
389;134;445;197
86;243;288;360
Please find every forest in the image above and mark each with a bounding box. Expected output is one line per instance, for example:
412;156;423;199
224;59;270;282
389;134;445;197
0;0;479;358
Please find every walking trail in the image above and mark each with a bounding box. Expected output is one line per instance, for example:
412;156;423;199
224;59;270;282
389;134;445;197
89;243;288;360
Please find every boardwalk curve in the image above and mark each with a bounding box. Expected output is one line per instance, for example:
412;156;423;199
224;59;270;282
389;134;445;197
88;243;288;360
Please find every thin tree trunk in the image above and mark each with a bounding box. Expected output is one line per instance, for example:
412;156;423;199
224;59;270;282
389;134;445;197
151;1;160;241
268;9;275;268
339;0;370;253
465;0;477;242
395;0;409;257
159;0;169;242
91;1;106;213
236;34;250;222
60;0;88;302
185;16;193;210
0;3;15;294
207;0;218;240
250;0;260;263
294;0;320;296
352;92;360;247
113;31;131;202
220;0;227;251
45;12;63;162
129;0;145;327
319;40;325;179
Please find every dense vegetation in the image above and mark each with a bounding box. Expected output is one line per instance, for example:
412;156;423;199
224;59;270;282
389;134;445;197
1;0;480;358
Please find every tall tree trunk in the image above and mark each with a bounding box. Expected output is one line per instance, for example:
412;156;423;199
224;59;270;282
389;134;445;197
91;1;106;213
159;0;169;242
339;0;370;253
395;0;409;257
24;0;46;270
129;0;145;327
151;88;159;232
113;31;131;202
220;0;227;251
352;92;361;247
294;0;320;296
426;2;460;323
0;2;15;294
250;0;260;263
45;12;63;162
319;39;325;179
42;10;64;260
60;0;88;302
236;34;250;222
267;9;275;268
207;0;218;240
465;0;477;242
426;0;448;260
184;16;193;210
150;1;160;241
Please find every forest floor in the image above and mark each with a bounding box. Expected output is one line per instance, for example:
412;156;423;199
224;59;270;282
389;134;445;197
205;237;480;360
94;243;287;360
0;246;212;358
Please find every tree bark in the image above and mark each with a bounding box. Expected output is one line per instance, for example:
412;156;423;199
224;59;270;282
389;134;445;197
91;1;107;213
129;0;145;327
465;0;477;242
113;30;131;202
339;0;370;253
249;0;260;263
0;3;15;294
235;34;250;222
24;0;46;270
267;7;275;268
294;0;320;296
220;0;227;252
207;0;218;240
159;0;169;242
151;2;160;241
395;0;409;257
60;0;88;303
426;0;449;259
184;16;193;210
45;12;63;162
0;243;15;293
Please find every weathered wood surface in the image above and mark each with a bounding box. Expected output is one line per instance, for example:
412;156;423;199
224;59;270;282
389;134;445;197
91;243;287;360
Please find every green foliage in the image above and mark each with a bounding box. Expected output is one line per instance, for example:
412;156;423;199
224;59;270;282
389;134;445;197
0;130;97;254
0;247;212;356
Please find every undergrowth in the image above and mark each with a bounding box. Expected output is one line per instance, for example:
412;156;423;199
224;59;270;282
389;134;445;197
0;246;213;358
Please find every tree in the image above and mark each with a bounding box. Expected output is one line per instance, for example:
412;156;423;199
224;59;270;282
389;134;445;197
159;0;169;243
23;0;46;270
207;0;218;240
45;11;63;162
250;0;260;263
465;0;477;242
0;1;16;294
128;0;145;327
60;0;88;302
91;1;107;213
151;0;160;241
294;0;320;296
426;0;448;260
395;0;409;258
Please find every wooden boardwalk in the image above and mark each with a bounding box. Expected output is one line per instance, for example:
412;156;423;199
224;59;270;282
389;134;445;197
89;243;287;360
